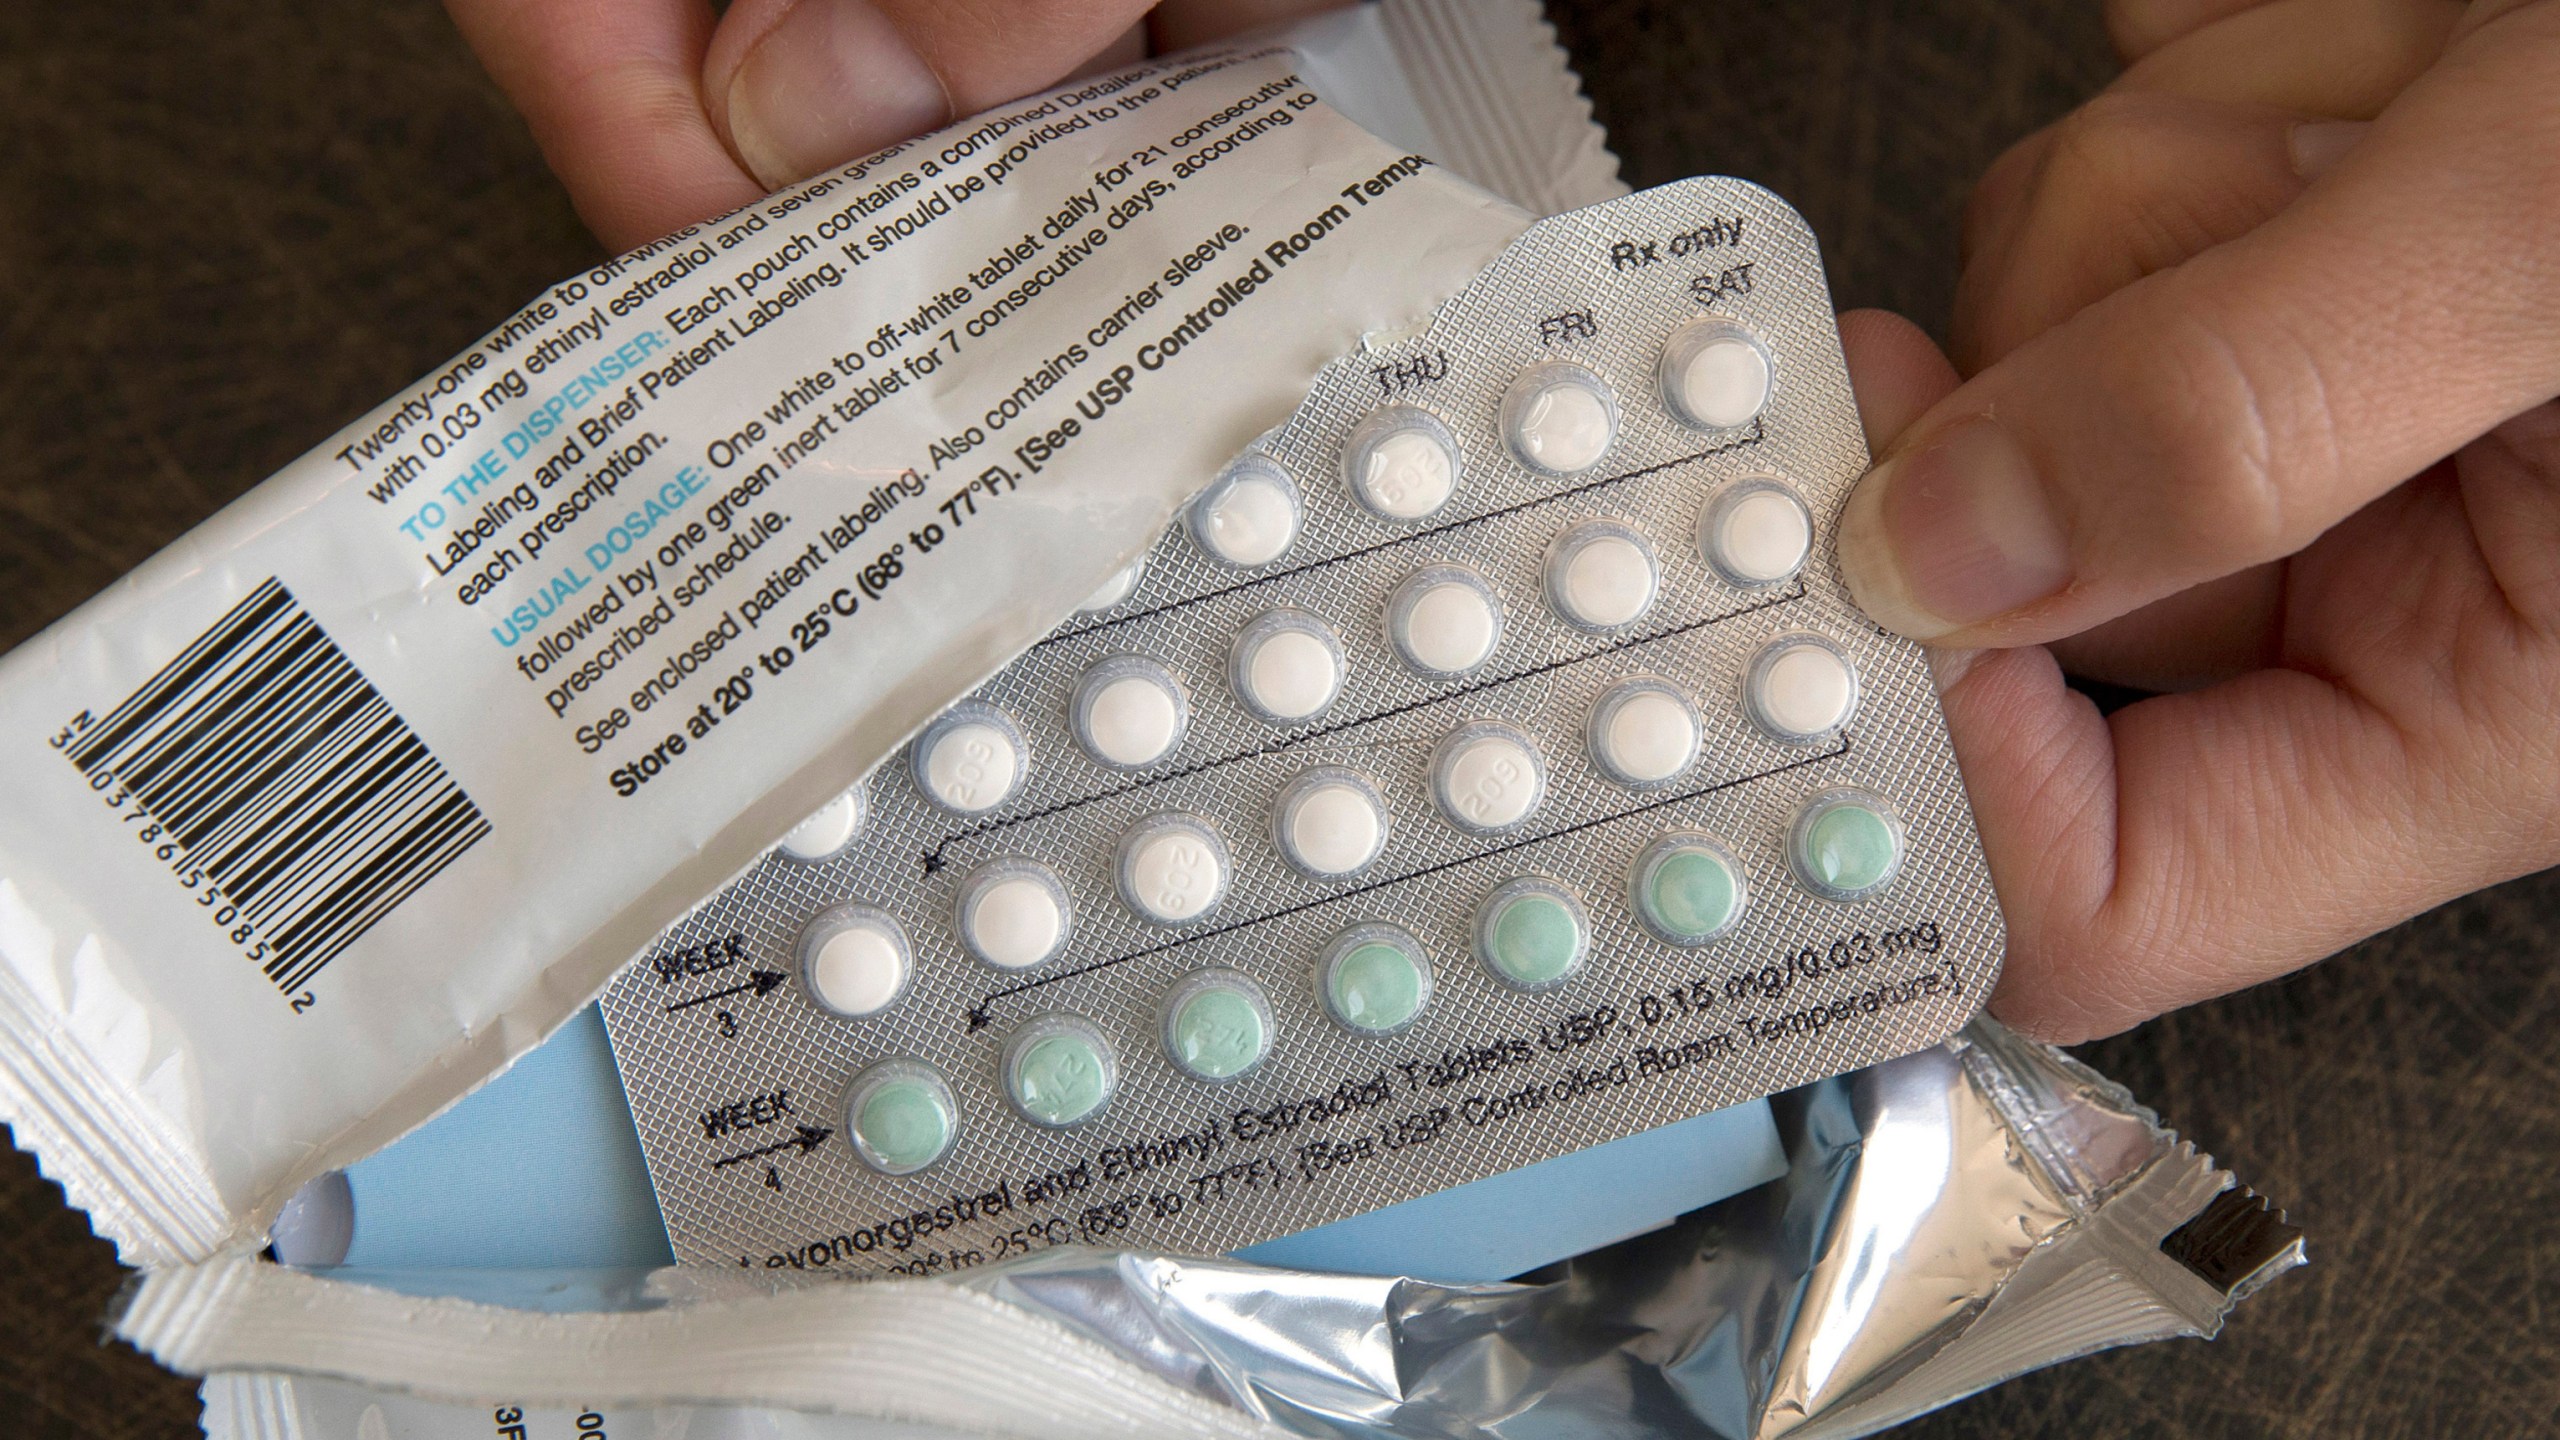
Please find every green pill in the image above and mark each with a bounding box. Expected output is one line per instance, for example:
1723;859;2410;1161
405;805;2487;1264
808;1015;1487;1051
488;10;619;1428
1631;835;1746;946
1793;792;1903;900
1005;1018;1116;1126
845;1063;956;1175
1321;928;1431;1035
1166;976;1271;1081
1649;851;1736;938
1479;881;1587;989
856;1084;950;1170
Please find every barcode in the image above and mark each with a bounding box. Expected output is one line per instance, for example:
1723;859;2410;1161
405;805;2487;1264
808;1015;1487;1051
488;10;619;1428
65;579;489;993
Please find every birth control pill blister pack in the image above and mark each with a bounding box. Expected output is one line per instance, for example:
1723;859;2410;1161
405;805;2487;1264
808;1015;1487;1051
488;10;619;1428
599;178;2004;1276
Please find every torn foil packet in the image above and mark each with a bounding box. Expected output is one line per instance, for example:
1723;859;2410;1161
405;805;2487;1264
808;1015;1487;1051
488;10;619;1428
156;1020;2300;1440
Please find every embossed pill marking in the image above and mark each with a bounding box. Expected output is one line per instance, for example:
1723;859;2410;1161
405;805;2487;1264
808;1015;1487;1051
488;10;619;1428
1161;969;1274;1082
1343;405;1462;521
1002;1014;1117;1127
1430;721;1546;834
913;703;1027;815
1116;813;1231;925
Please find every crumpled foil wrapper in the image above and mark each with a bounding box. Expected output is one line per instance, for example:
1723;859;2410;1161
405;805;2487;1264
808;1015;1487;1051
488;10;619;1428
952;1018;2303;1438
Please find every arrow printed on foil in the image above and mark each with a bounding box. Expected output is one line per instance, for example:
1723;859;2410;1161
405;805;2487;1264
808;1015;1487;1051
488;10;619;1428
711;1124;832;1168
663;969;788;1013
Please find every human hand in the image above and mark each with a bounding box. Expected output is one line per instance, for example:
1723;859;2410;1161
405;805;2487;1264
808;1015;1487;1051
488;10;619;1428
444;0;1347;251
1833;0;2560;1041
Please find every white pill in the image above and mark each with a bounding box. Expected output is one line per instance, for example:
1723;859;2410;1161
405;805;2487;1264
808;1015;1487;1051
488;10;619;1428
1501;362;1619;476
1343;407;1460;521
798;905;911;1018
1073;657;1187;769
1117;814;1230;925
923;722;1021;811
1702;480;1813;587
1563;541;1653;625
1276;770;1386;878
1591;681;1700;787
811;926;906;1015
1677;340;1770;427
1360;429;1455;518
1747;635;1860;741
1086;677;1179;764
778;785;865;861
1660;319;1773;430
1248;632;1337;719
1076;555;1145;613
913;705;1025;814
1546;522;1659;630
1431;723;1545;833
1232;611;1343;723
1388;566;1502;676
1191;458;1299;567
958;863;1068;970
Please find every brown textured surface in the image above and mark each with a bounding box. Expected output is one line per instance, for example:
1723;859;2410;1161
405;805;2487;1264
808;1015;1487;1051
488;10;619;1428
0;1;2552;1435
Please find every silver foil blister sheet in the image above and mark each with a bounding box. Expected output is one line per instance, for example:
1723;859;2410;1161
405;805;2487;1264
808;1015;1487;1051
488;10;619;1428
599;178;2004;1274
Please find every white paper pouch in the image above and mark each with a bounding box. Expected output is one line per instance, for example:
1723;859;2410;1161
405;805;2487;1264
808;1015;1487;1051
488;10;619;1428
0;0;1620;1268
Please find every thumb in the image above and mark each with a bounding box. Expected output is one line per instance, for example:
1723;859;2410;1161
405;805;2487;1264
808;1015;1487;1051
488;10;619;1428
705;0;1157;190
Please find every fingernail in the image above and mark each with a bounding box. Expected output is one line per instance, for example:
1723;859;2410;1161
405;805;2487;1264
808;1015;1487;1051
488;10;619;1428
1836;416;2071;640
724;0;950;190
2288;120;2368;181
